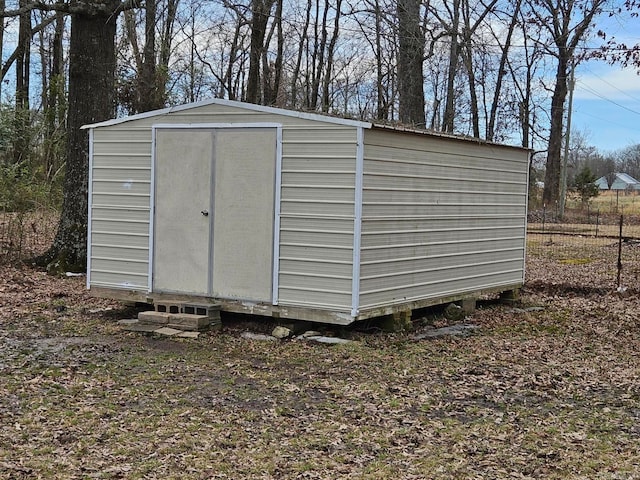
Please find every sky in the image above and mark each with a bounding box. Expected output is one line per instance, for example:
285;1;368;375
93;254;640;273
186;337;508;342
571;13;640;153
573;62;640;153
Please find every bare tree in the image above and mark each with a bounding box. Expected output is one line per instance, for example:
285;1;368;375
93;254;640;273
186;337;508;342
1;0;136;271
527;0;608;206
42;11;66;179
320;0;341;112
397;0;425;126
290;0;312;108
261;0;283;105
0;0;4;99
13;0;32;164
246;0;276;104
121;0;170;113
486;0;522;141
439;0;460;132
347;0;395;120
308;1;329;109
458;0;498;138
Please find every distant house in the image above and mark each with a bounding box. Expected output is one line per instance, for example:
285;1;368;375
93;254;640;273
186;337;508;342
594;173;640;191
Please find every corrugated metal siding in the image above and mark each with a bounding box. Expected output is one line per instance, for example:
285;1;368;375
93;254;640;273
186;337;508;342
277;126;357;310
90;127;152;289
89;102;357;311
358;129;528;310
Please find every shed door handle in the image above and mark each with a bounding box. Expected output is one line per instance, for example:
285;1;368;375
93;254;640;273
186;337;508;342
201;210;209;216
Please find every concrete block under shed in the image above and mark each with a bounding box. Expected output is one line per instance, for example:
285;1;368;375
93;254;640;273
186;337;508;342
182;303;220;318
153;301;220;320
167;314;213;331
138;311;171;325
137;311;217;331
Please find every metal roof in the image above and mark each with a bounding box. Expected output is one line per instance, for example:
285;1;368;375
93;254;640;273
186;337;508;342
81;98;372;130
82;98;530;152
595;173;640;190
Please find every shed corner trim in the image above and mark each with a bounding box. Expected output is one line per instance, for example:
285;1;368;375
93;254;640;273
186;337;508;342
272;125;284;306
350;126;365;317
86;128;94;290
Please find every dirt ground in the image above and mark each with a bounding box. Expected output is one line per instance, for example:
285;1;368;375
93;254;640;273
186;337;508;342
1;245;640;479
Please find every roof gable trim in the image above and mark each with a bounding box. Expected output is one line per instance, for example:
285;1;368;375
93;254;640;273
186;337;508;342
81;98;372;130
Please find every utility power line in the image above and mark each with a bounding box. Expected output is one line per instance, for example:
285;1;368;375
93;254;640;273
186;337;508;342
577;80;640;116
581;65;640;103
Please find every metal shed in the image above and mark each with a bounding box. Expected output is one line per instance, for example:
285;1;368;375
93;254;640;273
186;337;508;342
85;98;530;325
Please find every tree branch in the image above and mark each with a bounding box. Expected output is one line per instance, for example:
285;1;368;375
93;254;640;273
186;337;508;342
1;0;140;18
1;13;57;79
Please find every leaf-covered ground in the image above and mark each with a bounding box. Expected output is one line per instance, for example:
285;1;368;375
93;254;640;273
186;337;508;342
1;243;640;479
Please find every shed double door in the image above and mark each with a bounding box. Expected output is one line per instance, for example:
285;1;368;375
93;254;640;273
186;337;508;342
153;127;276;302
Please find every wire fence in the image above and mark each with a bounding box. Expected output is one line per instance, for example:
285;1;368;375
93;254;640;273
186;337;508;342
527;209;640;292
3;207;640;294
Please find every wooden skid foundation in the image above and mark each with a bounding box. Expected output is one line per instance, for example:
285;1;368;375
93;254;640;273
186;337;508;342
91;285;521;326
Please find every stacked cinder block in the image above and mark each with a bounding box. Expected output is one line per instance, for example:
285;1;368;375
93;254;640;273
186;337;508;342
137;301;221;331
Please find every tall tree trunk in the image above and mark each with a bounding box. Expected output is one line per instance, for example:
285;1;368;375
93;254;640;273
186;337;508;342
261;0;283;106
310;1;330;110
397;0;425;126
41;10;117;272
13;0;31;165
188;11;196;102
534;0;605;205
224;18;243;100
371;0;388;121
124;0;162;113
518;43;534;149
461;40;479;137
487;0;521;141
0;0;4;99
156;0;177;102
442;0;460;132
542;53;569;206
38;14;46;112
124;10;142;73
272;0;284;105
291;0;311;108
15;0;30;112
44;11;66;179
321;0;341;113
246;0;274;104
139;0;162;111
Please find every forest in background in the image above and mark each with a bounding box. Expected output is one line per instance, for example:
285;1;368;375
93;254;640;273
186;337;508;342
1;0;640;267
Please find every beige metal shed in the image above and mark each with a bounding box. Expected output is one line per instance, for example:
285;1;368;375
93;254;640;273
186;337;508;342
85;99;530;325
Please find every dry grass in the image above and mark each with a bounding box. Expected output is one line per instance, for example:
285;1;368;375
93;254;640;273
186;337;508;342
571;190;640;215
1;217;640;479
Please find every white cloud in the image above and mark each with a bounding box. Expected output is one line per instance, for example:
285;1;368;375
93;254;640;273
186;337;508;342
575;64;640;101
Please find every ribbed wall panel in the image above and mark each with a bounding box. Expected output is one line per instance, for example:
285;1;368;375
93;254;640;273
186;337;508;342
359;269;524;309
276;125;357;310
92;155;150;169
360;226;524;249
277;288;353;311
279;258;353;277
90;128;152;289
92;168;152;182
360;203;524;218
360;252;524;284
91;232;149;249
91;245;149;262
359;128;529;310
